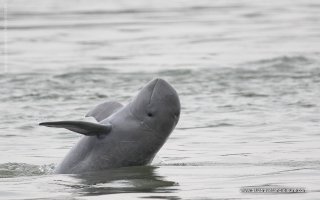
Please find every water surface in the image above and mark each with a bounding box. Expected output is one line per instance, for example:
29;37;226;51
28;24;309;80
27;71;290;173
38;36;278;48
1;0;320;199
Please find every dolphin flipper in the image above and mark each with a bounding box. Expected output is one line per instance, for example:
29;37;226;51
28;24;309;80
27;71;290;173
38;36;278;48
85;101;123;122
39;121;112;136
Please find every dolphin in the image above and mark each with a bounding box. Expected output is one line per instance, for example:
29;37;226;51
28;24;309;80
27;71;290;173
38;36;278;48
39;78;180;174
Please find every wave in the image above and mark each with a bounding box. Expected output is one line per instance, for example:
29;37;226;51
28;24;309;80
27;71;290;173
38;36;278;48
0;163;55;178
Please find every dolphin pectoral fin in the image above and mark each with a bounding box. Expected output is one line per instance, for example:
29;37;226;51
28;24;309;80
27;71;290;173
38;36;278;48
39;121;112;136
85;101;123;122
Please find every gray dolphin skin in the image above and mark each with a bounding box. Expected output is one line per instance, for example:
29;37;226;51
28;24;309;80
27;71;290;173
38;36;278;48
39;78;180;174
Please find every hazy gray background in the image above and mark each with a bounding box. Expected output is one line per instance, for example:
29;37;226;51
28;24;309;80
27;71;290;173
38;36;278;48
1;0;320;199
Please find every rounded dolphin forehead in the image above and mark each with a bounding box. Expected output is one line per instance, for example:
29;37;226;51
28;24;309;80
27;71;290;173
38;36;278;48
132;78;180;110
152;80;180;114
128;79;181;137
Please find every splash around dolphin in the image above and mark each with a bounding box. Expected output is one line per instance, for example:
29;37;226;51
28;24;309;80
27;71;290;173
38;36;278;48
39;78;180;174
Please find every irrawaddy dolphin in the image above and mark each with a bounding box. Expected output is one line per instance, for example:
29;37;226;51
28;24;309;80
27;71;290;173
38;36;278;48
39;78;180;174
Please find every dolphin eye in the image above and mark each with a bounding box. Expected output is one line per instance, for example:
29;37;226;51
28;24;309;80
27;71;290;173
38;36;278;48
147;112;153;117
174;112;180;118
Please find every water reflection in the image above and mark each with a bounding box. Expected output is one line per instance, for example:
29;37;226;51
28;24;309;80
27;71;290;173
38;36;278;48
68;166;178;198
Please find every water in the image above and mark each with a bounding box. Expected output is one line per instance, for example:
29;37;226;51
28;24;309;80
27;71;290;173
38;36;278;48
1;0;320;199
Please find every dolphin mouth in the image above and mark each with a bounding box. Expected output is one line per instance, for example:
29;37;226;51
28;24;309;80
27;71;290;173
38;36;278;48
149;78;160;104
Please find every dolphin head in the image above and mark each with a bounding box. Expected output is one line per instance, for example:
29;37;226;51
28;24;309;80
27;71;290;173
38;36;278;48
130;78;180;138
